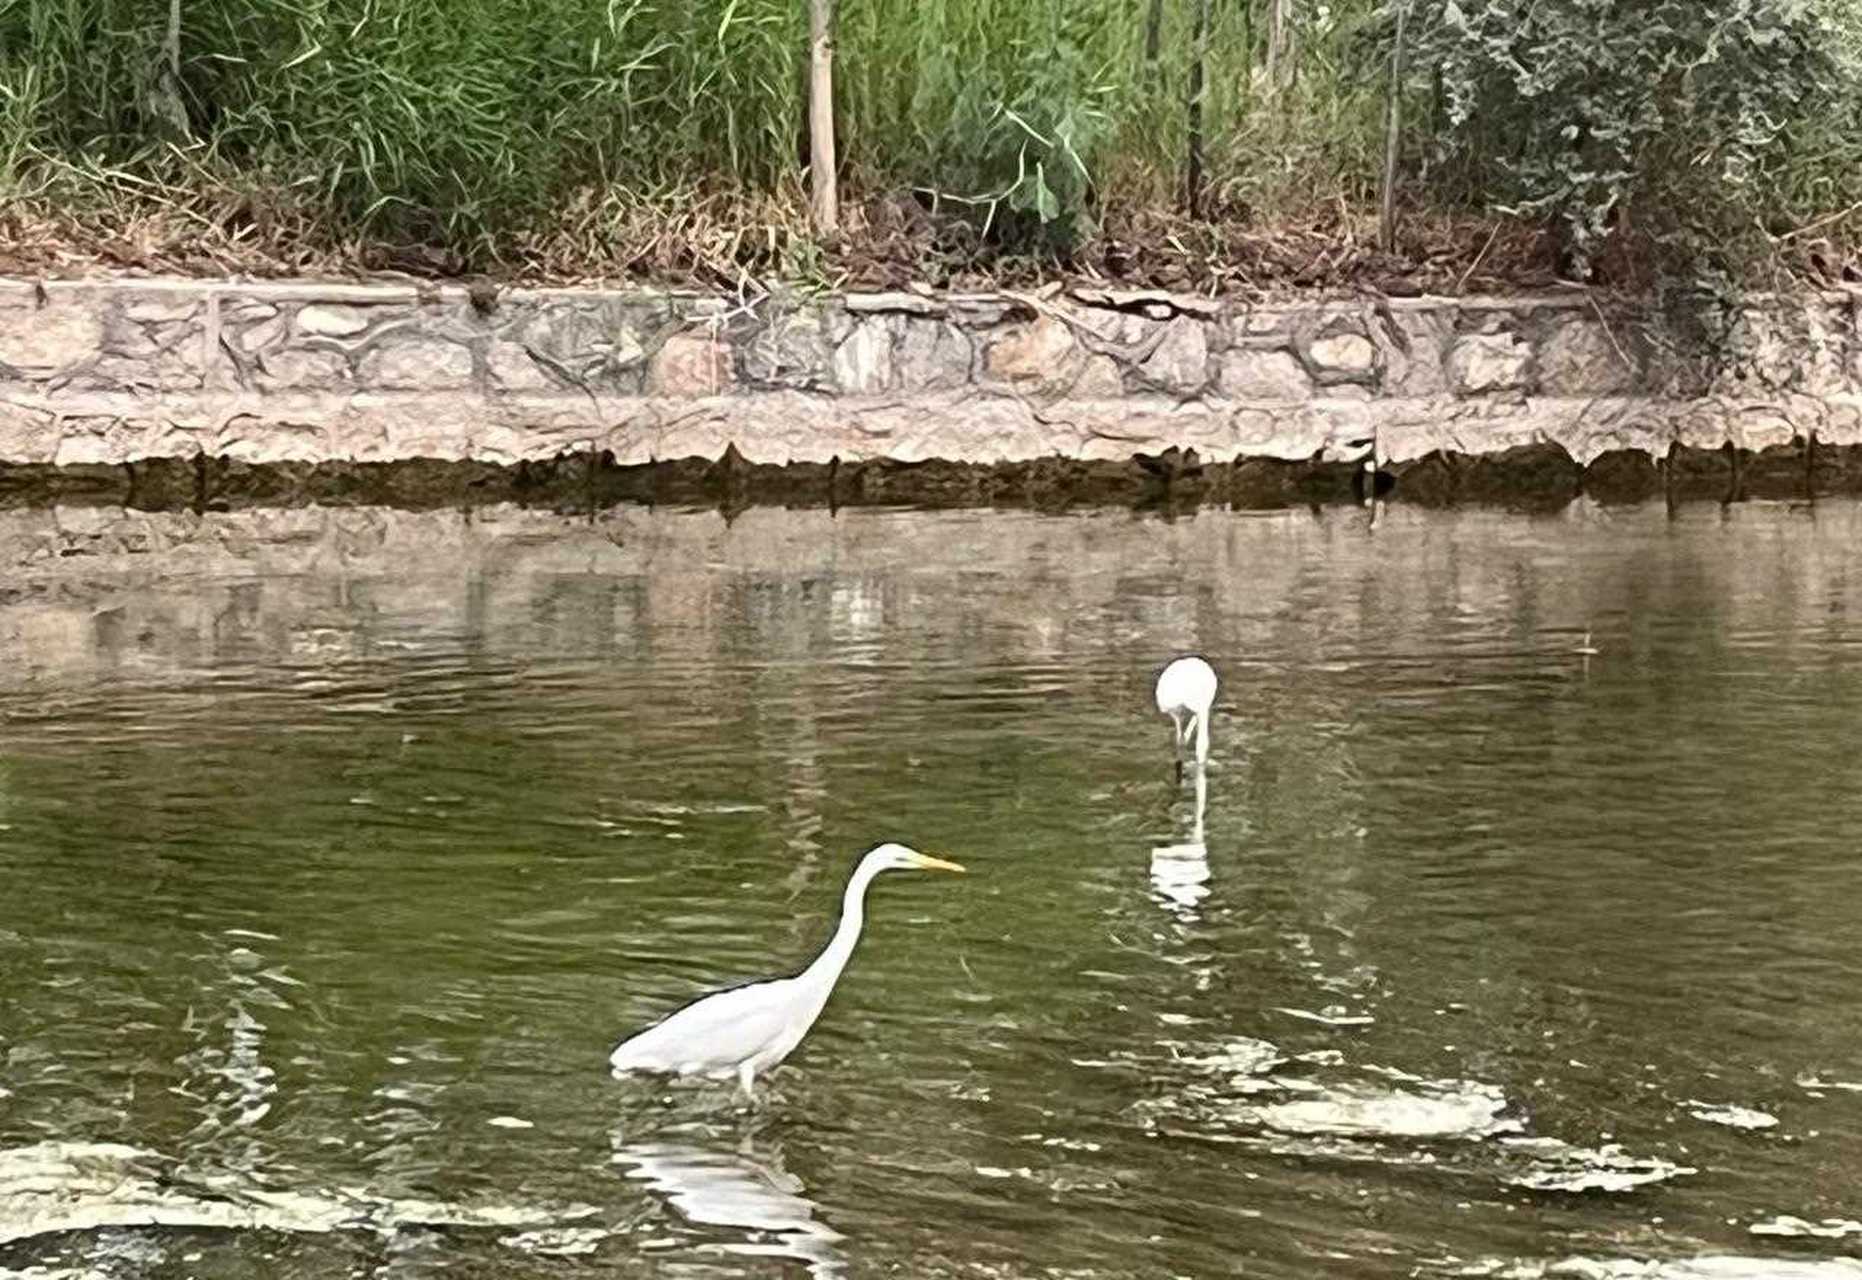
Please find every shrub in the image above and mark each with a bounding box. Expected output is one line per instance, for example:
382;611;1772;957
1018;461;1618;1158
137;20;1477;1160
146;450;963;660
1398;0;1853;279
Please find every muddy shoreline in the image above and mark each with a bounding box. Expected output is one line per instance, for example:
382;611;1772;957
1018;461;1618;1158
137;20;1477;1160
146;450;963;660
0;440;1848;516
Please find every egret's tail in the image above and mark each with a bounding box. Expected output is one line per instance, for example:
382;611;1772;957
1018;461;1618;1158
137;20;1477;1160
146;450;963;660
609;1040;649;1074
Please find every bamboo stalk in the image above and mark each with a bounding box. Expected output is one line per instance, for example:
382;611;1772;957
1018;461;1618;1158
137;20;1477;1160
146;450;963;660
1266;0;1289;94
1186;0;1210;215
146;0;190;139
1144;0;1165;88
1379;0;1407;253
809;0;839;236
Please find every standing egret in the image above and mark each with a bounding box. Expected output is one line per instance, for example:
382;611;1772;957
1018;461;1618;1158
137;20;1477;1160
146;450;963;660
1156;655;1218;779
609;843;965;1101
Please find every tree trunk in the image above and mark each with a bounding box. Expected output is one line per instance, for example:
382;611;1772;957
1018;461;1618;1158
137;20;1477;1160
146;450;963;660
1379;1;1407;253
808;0;839;236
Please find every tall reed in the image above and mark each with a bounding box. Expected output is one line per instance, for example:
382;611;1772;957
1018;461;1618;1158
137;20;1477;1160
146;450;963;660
3;0;1859;281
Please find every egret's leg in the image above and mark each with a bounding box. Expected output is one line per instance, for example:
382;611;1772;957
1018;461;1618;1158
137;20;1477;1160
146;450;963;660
1170;711;1185;784
737;1061;756;1106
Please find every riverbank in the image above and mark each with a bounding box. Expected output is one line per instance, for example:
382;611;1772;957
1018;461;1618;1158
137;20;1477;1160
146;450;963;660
4;275;1861;510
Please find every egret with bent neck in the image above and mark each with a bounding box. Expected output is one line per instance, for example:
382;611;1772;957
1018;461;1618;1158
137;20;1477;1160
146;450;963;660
1156;655;1219;780
608;842;965;1102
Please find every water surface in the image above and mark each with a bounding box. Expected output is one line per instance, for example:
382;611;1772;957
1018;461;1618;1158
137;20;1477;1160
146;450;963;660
2;498;1861;1278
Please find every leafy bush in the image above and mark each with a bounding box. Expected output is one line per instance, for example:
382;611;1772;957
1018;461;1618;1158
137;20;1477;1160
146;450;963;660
1400;0;1853;278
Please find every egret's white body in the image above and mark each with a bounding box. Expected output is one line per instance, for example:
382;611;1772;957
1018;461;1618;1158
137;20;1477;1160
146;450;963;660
608;843;964;1100
1155;655;1218;772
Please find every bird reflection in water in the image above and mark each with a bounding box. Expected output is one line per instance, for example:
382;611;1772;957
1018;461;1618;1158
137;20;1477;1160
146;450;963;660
611;1129;847;1278
1150;762;1210;918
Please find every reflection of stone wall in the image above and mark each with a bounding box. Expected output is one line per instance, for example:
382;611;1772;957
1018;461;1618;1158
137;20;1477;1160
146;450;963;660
6;277;1862;472
6;500;1861;693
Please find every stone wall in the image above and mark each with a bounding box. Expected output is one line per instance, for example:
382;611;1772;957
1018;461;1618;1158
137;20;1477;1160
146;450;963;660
3;276;1861;480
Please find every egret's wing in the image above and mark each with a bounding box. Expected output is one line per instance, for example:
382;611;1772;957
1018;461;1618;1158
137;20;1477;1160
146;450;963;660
611;977;801;1074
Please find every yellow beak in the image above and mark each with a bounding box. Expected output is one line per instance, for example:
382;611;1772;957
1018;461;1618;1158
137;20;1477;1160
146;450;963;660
911;853;966;873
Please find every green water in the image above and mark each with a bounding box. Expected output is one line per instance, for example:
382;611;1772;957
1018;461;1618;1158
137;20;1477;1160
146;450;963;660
2;499;1861;1279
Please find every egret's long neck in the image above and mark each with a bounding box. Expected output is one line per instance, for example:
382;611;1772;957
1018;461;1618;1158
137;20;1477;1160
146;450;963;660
798;859;880;999
1193;706;1210;764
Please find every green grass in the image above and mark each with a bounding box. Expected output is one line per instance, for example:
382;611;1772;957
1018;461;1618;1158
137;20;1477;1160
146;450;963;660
2;0;1858;287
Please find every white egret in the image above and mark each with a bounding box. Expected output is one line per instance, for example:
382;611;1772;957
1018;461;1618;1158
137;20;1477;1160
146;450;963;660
608;843;965;1101
1155;655;1218;778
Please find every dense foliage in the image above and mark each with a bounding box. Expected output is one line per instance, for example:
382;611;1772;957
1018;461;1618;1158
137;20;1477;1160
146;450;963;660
1403;0;1853;278
2;0;1860;286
